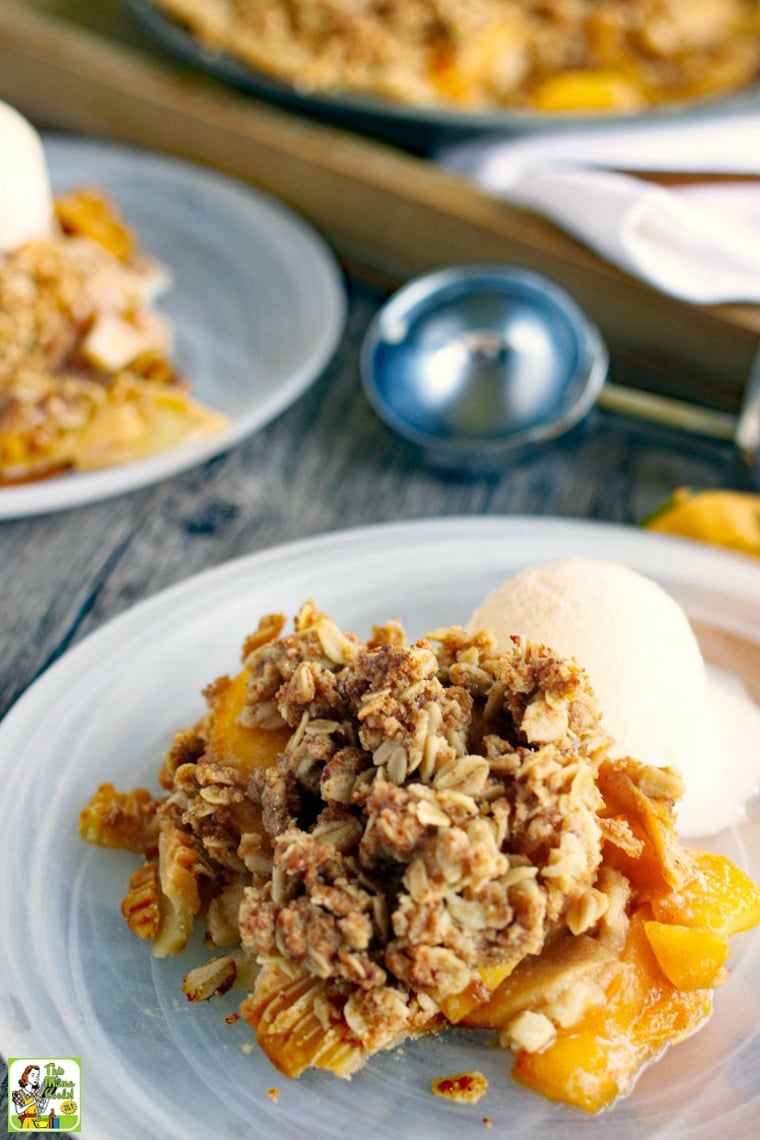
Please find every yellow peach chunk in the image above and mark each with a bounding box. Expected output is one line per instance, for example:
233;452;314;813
644;921;729;991
645;487;760;558
651;851;760;937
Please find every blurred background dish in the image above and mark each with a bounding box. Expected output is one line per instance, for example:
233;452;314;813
126;0;760;150
1;517;759;1140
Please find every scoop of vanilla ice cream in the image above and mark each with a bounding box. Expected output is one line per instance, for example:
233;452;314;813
468;557;712;835
0;101;53;253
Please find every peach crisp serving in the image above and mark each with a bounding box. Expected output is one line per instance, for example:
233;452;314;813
80;603;760;1113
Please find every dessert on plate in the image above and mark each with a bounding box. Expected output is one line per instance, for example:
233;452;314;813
80;561;760;1114
0;101;227;485
150;0;760;114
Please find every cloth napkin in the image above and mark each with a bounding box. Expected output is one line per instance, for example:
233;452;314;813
644;487;760;556
435;109;760;304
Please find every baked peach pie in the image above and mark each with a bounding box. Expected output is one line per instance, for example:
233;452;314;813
0;187;227;484
80;603;760;1113
152;0;760;114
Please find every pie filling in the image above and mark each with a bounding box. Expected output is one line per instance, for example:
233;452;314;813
80;603;760;1112
0;187;227;485
153;0;760;114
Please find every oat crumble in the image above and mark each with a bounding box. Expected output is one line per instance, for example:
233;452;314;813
432;1070;489;1104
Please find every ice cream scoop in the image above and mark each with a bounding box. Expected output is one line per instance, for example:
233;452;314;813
0;101;53;253
468;556;758;837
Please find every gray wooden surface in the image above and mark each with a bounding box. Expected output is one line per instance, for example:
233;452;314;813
0;270;754;1134
1;277;752;719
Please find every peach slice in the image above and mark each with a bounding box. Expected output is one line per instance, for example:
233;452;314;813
441;962;517;1024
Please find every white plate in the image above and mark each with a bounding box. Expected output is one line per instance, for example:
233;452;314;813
0;138;346;519
1;517;759;1139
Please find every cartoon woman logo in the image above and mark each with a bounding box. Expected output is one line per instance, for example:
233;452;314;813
11;1065;58;1130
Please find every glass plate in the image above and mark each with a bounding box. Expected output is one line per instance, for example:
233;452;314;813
0;517;758;1139
0;137;346;519
125;0;760;149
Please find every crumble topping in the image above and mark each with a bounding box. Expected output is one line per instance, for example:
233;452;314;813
87;604;613;1018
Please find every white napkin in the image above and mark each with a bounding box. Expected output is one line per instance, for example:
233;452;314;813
436;110;760;304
